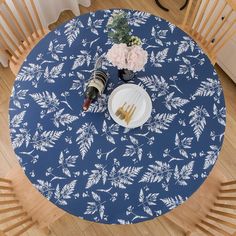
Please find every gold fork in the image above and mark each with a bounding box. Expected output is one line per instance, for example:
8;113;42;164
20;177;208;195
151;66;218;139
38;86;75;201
115;102;127;118
125;105;136;124
115;103;136;124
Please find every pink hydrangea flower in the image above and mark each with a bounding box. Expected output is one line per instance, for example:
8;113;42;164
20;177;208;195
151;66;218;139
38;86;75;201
126;45;148;72
106;44;129;70
106;43;148;72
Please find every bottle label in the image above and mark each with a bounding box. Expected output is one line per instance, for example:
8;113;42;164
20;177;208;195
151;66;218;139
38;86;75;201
88;78;104;95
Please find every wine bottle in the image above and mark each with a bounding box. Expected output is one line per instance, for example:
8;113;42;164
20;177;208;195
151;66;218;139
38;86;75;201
83;69;108;111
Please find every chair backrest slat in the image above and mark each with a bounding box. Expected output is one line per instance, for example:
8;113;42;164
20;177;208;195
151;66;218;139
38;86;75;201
0;0;46;63
0;193;16;197
0;185;13;190
188;0;202;30
206;214;236;229
210;209;236;219
0;10;23;49
214;203;236;210
196;224;215;236
0;200;19;205
203;2;227;42
0;206;23;214
200;220;231;235
2;217;32;233
30;0;44;35
11;0;34;42
220;188;236;193
214;28;236;54
197;0;220;38
193;0;210;33
22;0;39;38
2;1;30;45
205;9;233;47
222;180;236;186
217;196;236;201
182;0;194;27
0;24;19;53
0;32;18;58
0;178;11;184
13;221;37;236
182;0;236;62
212;18;236;50
0;212;27;224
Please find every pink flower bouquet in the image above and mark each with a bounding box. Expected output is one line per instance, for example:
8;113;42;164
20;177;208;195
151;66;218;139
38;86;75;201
106;43;148;72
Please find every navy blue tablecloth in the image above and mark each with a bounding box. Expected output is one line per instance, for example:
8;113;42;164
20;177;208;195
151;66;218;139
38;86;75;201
9;9;226;224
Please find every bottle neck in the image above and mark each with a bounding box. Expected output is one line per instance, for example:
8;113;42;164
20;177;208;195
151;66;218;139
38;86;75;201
83;98;92;111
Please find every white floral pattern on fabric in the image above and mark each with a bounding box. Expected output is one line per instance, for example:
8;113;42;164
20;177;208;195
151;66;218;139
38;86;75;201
9;9;226;224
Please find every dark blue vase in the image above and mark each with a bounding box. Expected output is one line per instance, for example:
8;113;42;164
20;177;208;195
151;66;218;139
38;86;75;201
118;69;135;82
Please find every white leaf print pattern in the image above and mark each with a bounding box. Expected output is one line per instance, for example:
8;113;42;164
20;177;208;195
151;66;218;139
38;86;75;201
139;161;172;183
31;130;64;152
138;75;169;95
72;51;92;70
204;145;220;169
34;180;53;200
123;136;143;161
161;195;186;210
194;78;222;97
151;26;168;46
150;48;169;67
127;11;150;26
30;92;60;114
177;36;195;55
164;92;189;110
146;113;177;133
174;161;194;186
48;41;66;61
17;63;42;81
189;106;210;141
85;192;105;220
213;104;226;126
87;17;104;35
44;63;64;83
64;19;84;47
54;180;77;205
139;189;159;216
86;164;108;189
11;111;26;128
76;123;98;159
12;89;28;108
89;94;108;113
53;109;79;128
12;128;31;149
102;120;119;144
168;22;176;33
109;166;142;189
178;57;196;79
58;152;79;177
175;134;193;158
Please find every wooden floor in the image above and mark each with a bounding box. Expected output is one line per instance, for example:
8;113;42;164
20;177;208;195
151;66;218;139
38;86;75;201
0;0;236;235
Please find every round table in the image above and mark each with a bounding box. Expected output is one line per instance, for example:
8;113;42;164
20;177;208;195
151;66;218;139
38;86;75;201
9;9;226;224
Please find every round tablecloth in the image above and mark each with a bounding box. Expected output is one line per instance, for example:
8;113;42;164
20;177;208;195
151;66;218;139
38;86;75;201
9;9;226;224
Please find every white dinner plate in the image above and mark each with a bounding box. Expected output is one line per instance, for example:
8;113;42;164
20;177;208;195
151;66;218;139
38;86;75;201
108;84;152;128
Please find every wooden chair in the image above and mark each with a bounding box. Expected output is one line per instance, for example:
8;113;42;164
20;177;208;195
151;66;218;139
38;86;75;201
181;0;236;64
0;0;49;75
0;165;65;235
161;179;236;236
